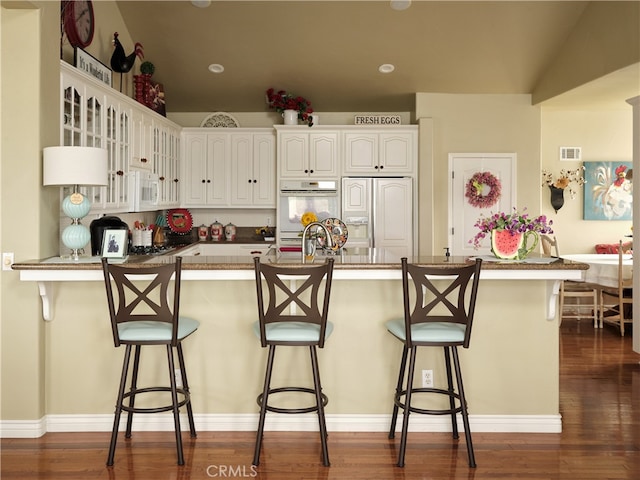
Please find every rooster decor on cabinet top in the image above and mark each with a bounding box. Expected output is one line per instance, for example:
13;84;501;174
111;32;144;90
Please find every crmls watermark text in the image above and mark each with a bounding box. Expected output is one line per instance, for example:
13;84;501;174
206;465;258;478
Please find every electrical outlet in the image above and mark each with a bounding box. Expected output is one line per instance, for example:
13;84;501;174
2;252;14;271
174;369;183;388
266;217;272;226
422;369;433;388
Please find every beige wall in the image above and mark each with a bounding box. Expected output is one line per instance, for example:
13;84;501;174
541;105;633;253
415;94;542;255
1;1;60;422
0;0;131;422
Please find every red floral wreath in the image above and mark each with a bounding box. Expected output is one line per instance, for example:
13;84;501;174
465;171;501;208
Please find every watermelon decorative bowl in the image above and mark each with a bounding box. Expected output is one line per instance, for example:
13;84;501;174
491;229;539;260
470;208;553;260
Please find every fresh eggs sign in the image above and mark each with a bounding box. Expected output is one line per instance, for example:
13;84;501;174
354;115;401;125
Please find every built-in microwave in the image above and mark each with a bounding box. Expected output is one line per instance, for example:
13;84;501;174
128;170;159;212
278;179;340;245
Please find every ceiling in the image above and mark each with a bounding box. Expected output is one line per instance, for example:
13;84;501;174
115;1;640;114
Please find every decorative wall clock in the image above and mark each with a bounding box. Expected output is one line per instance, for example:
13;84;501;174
62;0;95;49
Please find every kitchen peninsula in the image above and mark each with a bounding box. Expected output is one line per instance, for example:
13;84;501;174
11;251;587;437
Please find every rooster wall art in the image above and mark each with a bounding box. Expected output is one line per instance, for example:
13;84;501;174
110;32;143;91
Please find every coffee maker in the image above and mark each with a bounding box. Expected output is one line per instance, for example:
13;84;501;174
89;216;129;256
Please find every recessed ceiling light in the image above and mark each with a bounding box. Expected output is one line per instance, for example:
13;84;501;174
390;1;411;11
192;1;211;7
208;64;224;74
378;64;395;74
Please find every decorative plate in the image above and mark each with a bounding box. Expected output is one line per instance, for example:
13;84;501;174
200;112;240;128
319;217;348;250
167;208;193;234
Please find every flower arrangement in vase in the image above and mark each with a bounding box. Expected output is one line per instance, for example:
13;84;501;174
266;88;314;126
541;166;586;212
470;208;554;260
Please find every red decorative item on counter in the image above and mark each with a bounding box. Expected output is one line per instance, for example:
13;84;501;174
167;208;193;234
210;220;224;241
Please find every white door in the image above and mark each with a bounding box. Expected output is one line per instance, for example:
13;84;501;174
449;153;517;256
374;177;413;257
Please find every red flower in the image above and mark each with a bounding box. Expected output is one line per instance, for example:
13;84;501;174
265;88;314;126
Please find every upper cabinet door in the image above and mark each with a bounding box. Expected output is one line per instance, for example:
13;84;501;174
309;133;339;177
152;122;180;207
379;133;414;173
230;133;253;205
343;129;416;176
279;133;308;177
252;133;276;206
343;133;378;173
278;130;339;178
230;132;276;207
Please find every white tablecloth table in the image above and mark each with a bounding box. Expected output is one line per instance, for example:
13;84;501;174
562;254;633;289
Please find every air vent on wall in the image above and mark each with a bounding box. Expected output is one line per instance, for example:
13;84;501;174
560;146;582;161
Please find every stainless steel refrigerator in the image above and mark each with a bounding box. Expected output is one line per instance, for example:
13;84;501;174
341;177;414;257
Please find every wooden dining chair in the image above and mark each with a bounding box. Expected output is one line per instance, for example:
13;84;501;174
541;235;599;327
599;240;633;336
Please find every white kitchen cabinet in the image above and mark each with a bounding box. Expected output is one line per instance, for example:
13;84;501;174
277;127;339;178
373;178;413;257
229;132;276;207
181;129;276;208
103;104;131;210
343;128;417;175
151;121;180;207
182;132;228;206
60;61;182;213
130;108;152;170
61;64;130;212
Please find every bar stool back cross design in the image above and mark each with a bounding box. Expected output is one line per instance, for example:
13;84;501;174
386;257;482;468
252;257;335;467
102;257;199;466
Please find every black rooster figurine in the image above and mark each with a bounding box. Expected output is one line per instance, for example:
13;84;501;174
110;32;144;91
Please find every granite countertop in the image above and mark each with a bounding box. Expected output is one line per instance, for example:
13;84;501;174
12;244;589;272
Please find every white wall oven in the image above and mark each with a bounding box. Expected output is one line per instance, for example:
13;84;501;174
278;180;340;246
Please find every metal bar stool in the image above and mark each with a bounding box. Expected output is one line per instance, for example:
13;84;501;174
102;257;199;466
251;256;335;467
386;257;482;468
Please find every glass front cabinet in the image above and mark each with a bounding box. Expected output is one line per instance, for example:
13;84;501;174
60;61;180;213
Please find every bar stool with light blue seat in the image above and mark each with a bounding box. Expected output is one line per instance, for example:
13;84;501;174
386;257;482;468
101;257;199;466
251;256;335;467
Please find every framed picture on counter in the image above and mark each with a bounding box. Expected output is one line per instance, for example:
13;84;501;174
101;229;128;258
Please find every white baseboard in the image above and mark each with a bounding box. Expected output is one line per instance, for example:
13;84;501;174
1;413;562;438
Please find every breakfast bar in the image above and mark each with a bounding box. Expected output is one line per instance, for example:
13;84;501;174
12;250;587;436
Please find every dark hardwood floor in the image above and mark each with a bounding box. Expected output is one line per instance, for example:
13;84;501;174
2;321;639;479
